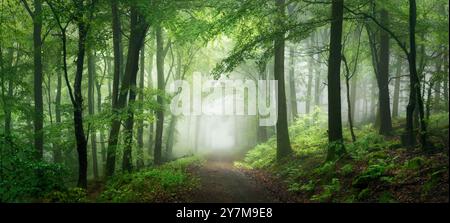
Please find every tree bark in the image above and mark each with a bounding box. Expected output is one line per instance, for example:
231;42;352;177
154;25;165;165
392;57;402;118
95;78;105;170
32;0;44;160
444;53;449;112
111;0;122;108
326;0;346;161
88;49;98;179
136;42;145;169
73;8;89;189
274;0;293;161
404;0;429;149
375;9;393;135
289;47;298;119
106;7;148;177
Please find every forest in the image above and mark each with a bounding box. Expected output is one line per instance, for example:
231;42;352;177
0;0;448;203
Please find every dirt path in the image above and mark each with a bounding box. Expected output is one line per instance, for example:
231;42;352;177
189;154;281;203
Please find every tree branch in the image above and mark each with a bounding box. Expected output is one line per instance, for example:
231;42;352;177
19;0;34;18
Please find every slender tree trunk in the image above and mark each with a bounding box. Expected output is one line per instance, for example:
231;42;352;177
314;59;321;107
444;53;449;112
392;57;402;118
73;12;89;189
33;0;44;160
95;80;105;170
147;53;155;158
305;36;315;114
289;47;298;119
111;0;122;108
257;61;268;142
274;0;293;161
433;59;442;112
343;56;356;142
326;0;346;161
154;25;165;165
165;116;177;160
426;78;434;120
136;43;145;169
3;48;14;137
88;49;98;179
53;49;63;163
350;70;357;121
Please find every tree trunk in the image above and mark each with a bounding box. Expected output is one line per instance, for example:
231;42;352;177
305;36;315;114
122;60;138;172
343;56;356;142
136;42;145;169
106;7;148;177
433;59;442;112
392;57;402;118
73;14;89;189
426;78;434;120
165;116;177;160
289;47;298;119
88;49;98;179
350;70;357;121
111;0;122;108
95;79;105;170
326;0;346;161
274;0;293;161
404;0;429;149
33;0;44;160
375;9;393;135
314;59;321;108
147;48;155;158
53;49;63;163
257;61;268;142
444;53;449;112
3;48;14;137
154;25;165;165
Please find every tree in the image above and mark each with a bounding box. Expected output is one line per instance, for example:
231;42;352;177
392;57;402;118
106;5;148;176
136;42;146;169
274;0;292;160
326;0;346;161
88;49;98;179
20;0;44;160
375;8;393;135
153;25;165;165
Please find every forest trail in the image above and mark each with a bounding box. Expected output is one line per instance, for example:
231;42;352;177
189;153;281;203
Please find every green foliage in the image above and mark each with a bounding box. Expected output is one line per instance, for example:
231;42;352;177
403;156;426;170
378;191;396;203
311;178;340;202
241;143;276;169
352;163;392;189
340;164;354;176
43;188;87;203
0;136;69;202
99;157;202;203
357;188;371;201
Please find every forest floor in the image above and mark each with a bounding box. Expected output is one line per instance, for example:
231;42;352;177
187;152;292;203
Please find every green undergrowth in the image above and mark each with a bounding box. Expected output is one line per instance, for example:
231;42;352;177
237;110;449;203
96;156;203;203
